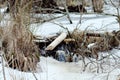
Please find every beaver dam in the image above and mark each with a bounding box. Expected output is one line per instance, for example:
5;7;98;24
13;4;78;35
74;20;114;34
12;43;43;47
34;30;120;62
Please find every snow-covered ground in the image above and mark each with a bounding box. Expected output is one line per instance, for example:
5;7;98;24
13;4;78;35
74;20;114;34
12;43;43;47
1;50;120;80
1;1;120;80
31;13;119;38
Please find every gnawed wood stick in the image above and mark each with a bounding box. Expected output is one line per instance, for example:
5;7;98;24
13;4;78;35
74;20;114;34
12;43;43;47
64;38;75;42
45;32;67;50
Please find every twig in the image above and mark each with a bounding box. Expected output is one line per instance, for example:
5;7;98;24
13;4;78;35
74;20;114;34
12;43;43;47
32;8;66;14
109;0;120;28
51;22;72;38
106;65;119;80
32;72;38;80
31;14;66;24
110;0;117;8
61;0;73;24
1;54;6;80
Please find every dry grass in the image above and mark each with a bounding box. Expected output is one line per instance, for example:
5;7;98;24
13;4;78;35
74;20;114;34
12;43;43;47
92;0;104;13
0;0;40;72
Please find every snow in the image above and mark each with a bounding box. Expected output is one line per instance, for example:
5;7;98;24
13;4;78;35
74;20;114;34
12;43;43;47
0;53;120;80
1;1;120;80
0;7;7;13
31;13;119;37
88;43;96;48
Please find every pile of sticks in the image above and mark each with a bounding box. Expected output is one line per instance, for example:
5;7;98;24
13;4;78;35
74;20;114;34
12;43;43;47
81;30;120;59
43;30;120;59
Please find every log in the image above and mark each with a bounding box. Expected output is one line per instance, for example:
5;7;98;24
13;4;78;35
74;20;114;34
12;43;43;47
86;33;104;37
45;32;67;50
86;32;114;37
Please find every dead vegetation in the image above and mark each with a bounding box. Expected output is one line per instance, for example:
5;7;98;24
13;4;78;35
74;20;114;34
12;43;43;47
0;0;40;72
2;21;39;71
69;29;120;59
0;0;119;72
91;0;104;13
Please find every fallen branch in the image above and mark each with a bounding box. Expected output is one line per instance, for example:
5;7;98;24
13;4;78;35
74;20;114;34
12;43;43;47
45;32;67;50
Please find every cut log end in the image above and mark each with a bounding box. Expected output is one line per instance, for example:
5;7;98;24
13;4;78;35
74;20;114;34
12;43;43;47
45;46;53;50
